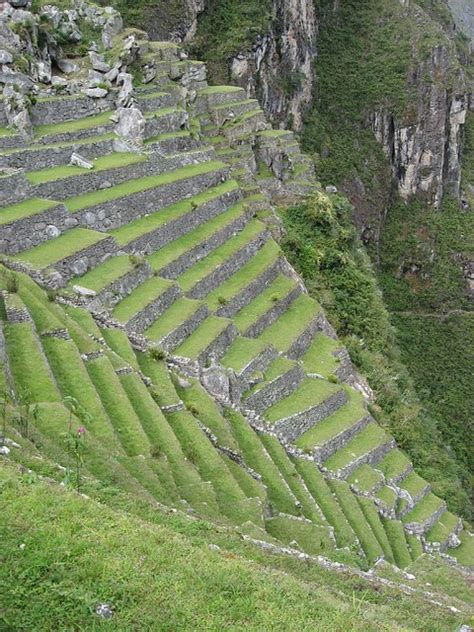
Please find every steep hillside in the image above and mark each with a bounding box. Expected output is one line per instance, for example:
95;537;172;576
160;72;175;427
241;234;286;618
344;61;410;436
0;0;472;627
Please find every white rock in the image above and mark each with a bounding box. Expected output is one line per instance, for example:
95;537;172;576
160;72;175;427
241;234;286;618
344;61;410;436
70;152;94;169
89;50;110;73
0;50;13;64
104;64;120;83
0;445;10;456
85;87;108;99
113;106;145;152
51;76;67;88
57;59;78;74
73;285;97;298
325;185;338;194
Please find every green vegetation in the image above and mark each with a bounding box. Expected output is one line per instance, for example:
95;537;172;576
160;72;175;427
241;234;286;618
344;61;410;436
72;255;136;293
264;378;341;425
221;336;269;374
174;316;231;359
145;297;205;344
259;294;320;353
0;198;58;225
112;276;174;323
34;110;113;137
324;423;390;472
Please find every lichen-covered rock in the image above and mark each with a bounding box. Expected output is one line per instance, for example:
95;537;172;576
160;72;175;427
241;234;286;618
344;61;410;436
113;106;145;152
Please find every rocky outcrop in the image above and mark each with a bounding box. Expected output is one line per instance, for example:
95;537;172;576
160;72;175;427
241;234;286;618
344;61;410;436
229;0;317;131
370;44;469;208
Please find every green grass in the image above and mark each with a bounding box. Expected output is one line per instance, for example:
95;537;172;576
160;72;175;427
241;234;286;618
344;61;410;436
85;356;151;456
145;297;205;343
70;255;135;293
15;228;109;269
264;377;341;424
34;110;113;137
100;328;139;370
295;387;366;451
406;533;424;561
302;333;342;377
357;496;394;563
4;323;60;403
259;294;321;353
136;354;182;408
402;493;445;526
149;200;249;273
375;486;397;511
400;471;429;500
206;239;281;311
0;198;58;226
67;160;227;212
328;479;384;564
17;285;64;335
177;219;266;293
425;512;460;545
375;449;411;482
347;464;384;493
265;515;333;556
324;423;391;472
174;316;231;359
383;520;412;569
112;276;174;323
226;408;299;515
221;336;269;373
114;180;239;248
451;532;474;567
26;152;146;185
199;85;244;95
292;458;358;549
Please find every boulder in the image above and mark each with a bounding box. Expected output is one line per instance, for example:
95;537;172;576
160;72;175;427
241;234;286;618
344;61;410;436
0;50;13;64
116;71;134;107
89;50;110;73
57;59;78;74
51;75;67;89
113;106;145;152
70;152;94;169
85;87;108;98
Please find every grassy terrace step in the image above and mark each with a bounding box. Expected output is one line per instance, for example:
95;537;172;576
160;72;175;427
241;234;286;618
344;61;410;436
233;274;299;334
323;423;392;473
302;334;342;377
66;160;227;213
15;228;112;269
383;520;412;569
2;132;114;157
34;110;113;138
0;198;59;225
425;512;461;547
295;387;367;452
176;219;268;294
112;276;175;324
357;496;395;563
149;200;250;275
263;377;342;425
114;180;239;249
144;297;207;348
292;458;358;548
375;449;412;484
69;255;136;294
26;153;147;185
166;410;261;526
100;328;140;370
136;354;182;408
173;315;233;360
451;532;474;567
265;515;334;556
375;486;398;513
327;479;384;564
400;471;430;501
258;294;321;354
347;464;384;493
221;336;271;375
402;492;445;528
4;322;60;403
226;408;299;515
206;239;281;312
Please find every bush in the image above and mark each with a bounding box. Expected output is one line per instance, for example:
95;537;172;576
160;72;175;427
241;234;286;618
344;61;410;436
6;274;19;294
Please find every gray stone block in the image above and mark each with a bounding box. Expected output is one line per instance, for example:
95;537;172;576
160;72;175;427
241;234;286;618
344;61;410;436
88;262;154;311
244;284;301;338
124;283;181;334
245;362;305;415
158;303;210;352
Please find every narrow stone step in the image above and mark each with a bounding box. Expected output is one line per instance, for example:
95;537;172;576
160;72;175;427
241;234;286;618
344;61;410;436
263;377;347;442
114;180;241;256
14;227;117;286
243;356;305;415
112;276;180;333
31;94;114;126
178;220;271;300
145;297;209;351
174;315;238;364
295;388;370;463
0;198;76;255
323;423;396;479
67;160;229;231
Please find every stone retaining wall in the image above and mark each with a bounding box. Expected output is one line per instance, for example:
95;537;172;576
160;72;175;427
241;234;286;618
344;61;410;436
187;230;270;299
159;303;210;351
197;322;238;365
337;438;397;479
274;388;348;443
87;262;154;311
238;345;278;385
124;284;181;333
286;313;322;360
405;502;447;536
31;94;115;126
144;110;189;138
312;415;371;465
36;121;114;146
216;257;282;319
138;92;180;113
159;208;252;280
51;236;118;286
0;170;31;207
245;363;305;415
244;284;301;338
76;167;230;231
0;137;116;172
0;134;24;151
0;203;78;255
125;187;241;255
31;148;215;201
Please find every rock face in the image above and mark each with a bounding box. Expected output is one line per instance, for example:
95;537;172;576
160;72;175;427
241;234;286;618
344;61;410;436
370;45;469;208
229;0;317;131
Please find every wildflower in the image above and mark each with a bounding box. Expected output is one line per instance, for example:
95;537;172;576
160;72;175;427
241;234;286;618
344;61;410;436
77;426;86;437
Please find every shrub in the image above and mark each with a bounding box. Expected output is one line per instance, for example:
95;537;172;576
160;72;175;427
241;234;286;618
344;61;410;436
149;346;165;361
6;274;19;294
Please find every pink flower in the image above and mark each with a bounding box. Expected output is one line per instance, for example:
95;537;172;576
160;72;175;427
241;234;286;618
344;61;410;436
77;426;86;437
